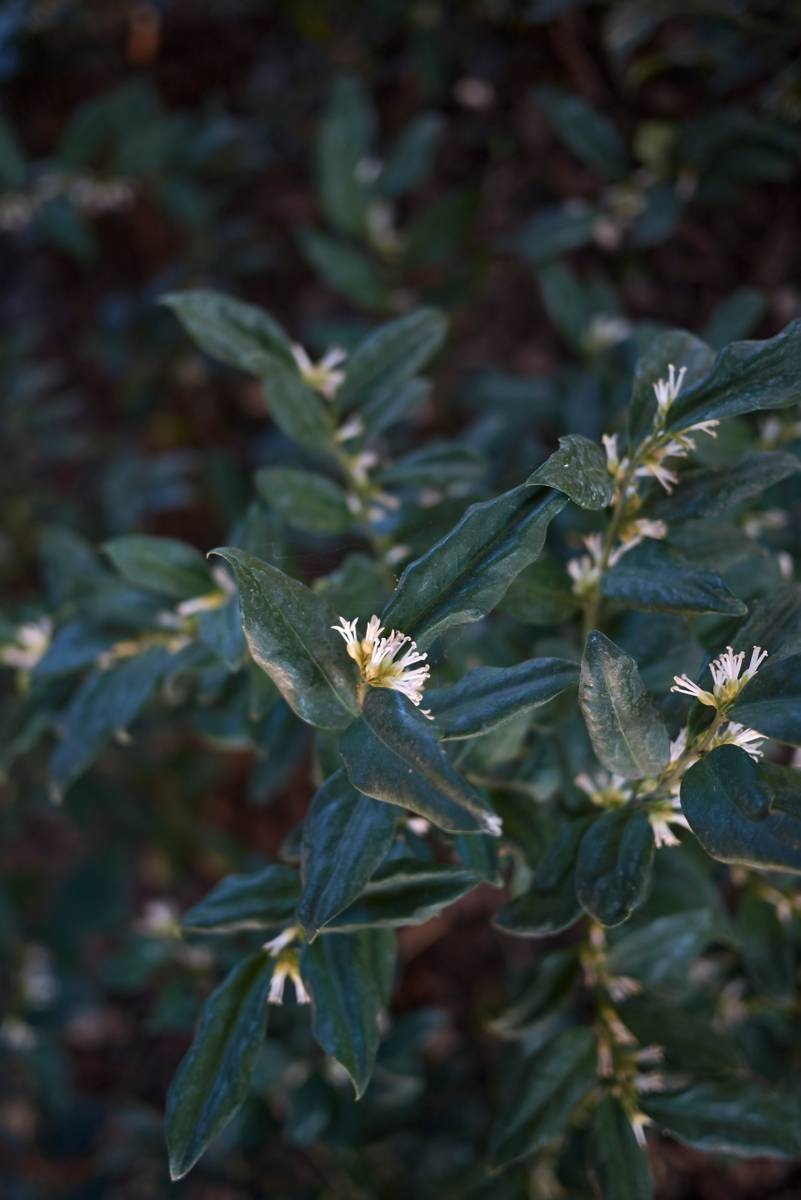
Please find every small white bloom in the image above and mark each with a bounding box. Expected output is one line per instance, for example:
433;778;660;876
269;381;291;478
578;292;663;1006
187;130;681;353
0;1017;37;1053
264;926;300;957
567;533;605;597
291;343;347;399
332;614;432;711
671;644;767;708
135;899;180;938
712;722;766;761
574;769;632;808
335;414;365;442
267;951;310;1006
652;363;687;419
586;315;632;352
0;617;52;671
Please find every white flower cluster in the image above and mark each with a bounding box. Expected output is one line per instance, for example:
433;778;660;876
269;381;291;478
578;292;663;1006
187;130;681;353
333;615;432;713
671;644;768;708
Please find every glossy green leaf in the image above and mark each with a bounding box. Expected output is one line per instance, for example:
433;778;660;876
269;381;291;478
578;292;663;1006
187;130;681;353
103;535;212;600
382;485;567;648
666;319;801;433
730;650;801;745
527;434;614;510
602;545;746;617
165;951;274;1179
579;632;670;778
494;819;589;938
576;808;655;927
340;689;501;836
338;308;447;410
325;859;482;930
489;1026;597;1168
301;928;395;1098
648;451;800;522
161;290;293;372
426;656;578;740
591;1096;653;1200
255;467;352;535
49;647;170;797
182;865;301;933
643;1082;801;1158
681;745;801;872
211;548;360;731
299;771;397;939
607;909;717;990
730;584;801;660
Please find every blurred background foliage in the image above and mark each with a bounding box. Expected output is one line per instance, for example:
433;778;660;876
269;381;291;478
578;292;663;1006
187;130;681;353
2;1;801;1196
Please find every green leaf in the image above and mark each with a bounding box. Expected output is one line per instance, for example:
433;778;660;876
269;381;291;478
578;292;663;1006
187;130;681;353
681;745;801;872
489;1026;597;1168
316;76;374;238
382;485;567;648
49;648;170;797
165;951;274;1179
536;87;628;179
607;909;717;990
182;865;301;934
338;308;447;411
255;467;352;535
628;330;715;445
500;558;579;626
426;656;578;740
161;290;293;372
299;771;397;939
260;356;335;453
527;435;614;510
340;689;502;836
211;548;360;731
576;807;654;926
643;1082;801;1159
299;228;388;310
730;651;801;745
324;859;482;930
703;287;767;349
301;928;395;1098
494;819;589;938
730;584;801;661
515;205;597;265
602;545;746;617
579;632;670;779
591;1096;653;1200
378;113;443;198
648;451;800;521
666;319;801;433
103;535;212;600
0;113;26;188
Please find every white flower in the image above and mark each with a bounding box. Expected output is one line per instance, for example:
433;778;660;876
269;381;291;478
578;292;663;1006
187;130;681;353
0;617;52;671
264;926;300;957
585;315;632;352
332;615;432;713
648;796;691;847
652;363;687;419
671;644;768;708
574;769;632;808
712;722;767;761
567;533;605;596
267;952;310;1006
291;343;347;399
335;414;364;442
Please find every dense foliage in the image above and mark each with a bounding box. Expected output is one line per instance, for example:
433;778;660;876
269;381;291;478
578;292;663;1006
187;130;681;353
4;3;801;1198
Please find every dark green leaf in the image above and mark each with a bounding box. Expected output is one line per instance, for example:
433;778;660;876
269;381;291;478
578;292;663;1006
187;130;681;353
536;87;628;179
628;330;715;445
643;1082;801;1158
607;909;717;990
340;689;501;836
316;76;374;237
681;745;801;872
161;290;293;371
427;657;578;740
494;819;589;938
579;632;670;778
338;308;447;411
730;651;801;745
382;485;566;648
500;559;579;626
378;114;443;198
182;865;301;934
103;535;212;600
602;545;746;617
299;771;397;939
261;356;335;453
166;951;274;1179
527;434;614;510
591;1096;653;1200
211;548;360;731
301;929;395;1098
648;451;800;522
325;859;482;930
255;467;352;535
0;113;26;188
576;808;655;926
489;1027;597;1167
299;228;388;310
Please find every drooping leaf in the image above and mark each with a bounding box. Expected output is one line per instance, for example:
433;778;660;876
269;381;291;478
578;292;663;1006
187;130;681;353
590;1095;654;1200
489;1026;597;1167
382;485;567;648
426;656;578;740
643;1082;801;1159
324;859;482;930
211;548;360;731
103;535;212;600
527;434;614;510
579;632;670;778
301;928;395;1098
576;807;655;926
161;290;293;372
602;545;746;617
182;865;301;934
255;467;352;535
681;745;801;873
299;771;397;939
340;689;501;836
730;651;801;745
165;952;274;1180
